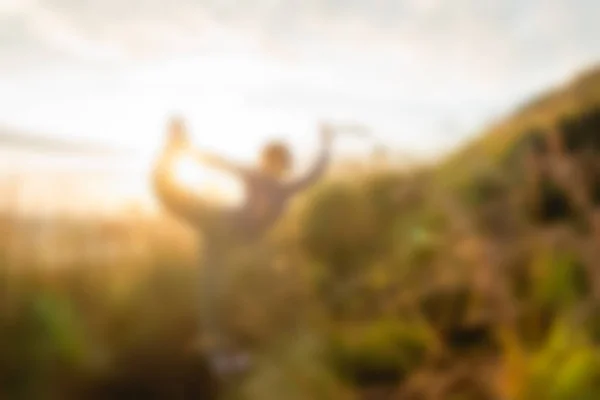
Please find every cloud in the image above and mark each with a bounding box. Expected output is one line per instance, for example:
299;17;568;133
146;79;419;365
1;0;599;76
0;0;36;15
1;0;600;157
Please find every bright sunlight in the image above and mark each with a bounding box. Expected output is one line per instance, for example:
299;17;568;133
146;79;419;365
172;153;244;206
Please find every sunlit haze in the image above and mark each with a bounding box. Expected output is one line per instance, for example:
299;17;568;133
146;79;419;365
1;0;600;212
3;3;600;397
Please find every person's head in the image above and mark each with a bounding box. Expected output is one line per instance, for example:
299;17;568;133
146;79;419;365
259;140;292;177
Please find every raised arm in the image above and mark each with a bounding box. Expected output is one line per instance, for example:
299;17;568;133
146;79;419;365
287;124;334;193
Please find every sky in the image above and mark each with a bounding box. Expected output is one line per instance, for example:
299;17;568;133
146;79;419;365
1;0;600;211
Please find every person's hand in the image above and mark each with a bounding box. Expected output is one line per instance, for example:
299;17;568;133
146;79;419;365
320;122;335;147
165;116;190;152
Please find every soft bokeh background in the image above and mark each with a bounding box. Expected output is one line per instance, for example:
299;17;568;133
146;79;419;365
2;1;600;399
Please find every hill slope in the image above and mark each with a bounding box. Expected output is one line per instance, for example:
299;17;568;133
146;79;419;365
440;65;600;186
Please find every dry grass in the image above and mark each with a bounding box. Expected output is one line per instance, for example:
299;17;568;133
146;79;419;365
2;66;600;400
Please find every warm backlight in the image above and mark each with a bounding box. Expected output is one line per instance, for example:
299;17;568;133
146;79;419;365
172;154;244;206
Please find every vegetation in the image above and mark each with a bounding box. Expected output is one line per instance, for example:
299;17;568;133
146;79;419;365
2;66;600;399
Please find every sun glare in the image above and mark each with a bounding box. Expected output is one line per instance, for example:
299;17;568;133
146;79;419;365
173;154;200;187
172;153;245;206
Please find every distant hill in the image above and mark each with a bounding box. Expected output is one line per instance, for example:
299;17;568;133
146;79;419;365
439;64;600;186
0;125;129;156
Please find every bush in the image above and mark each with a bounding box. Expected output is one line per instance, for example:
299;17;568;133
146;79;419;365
327;319;434;387
500;321;600;400
299;182;378;276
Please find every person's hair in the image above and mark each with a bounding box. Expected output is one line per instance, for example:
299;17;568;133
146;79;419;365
260;141;292;171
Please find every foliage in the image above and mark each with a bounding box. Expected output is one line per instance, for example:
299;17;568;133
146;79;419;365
2;65;600;399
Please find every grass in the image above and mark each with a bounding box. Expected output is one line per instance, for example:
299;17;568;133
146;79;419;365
2;65;600;399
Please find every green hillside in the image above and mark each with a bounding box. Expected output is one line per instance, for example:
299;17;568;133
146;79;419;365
441;65;600;187
2;66;600;400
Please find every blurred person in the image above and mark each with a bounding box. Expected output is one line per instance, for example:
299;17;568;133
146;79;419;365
152;116;335;377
